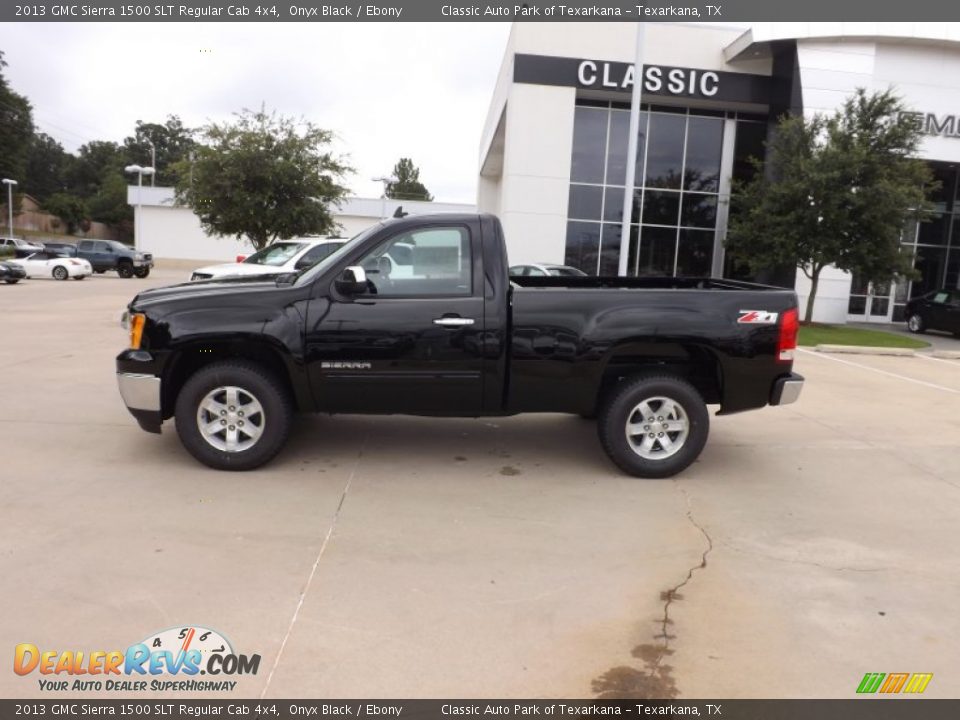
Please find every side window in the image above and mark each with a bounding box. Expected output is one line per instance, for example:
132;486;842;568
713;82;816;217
78;241;90;251
357;227;472;296
932;292;949;304
97;242;113;253
527;266;547;276
297;243;338;269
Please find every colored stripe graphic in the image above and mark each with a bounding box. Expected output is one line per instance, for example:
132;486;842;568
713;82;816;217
880;673;909;693
903;673;933;693
857;673;885;693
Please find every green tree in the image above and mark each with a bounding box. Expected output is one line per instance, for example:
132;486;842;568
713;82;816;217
385;158;433;201
726;88;936;323
173;107;351;250
43;192;89;235
0;51;34;184
22;133;72;201
123;115;196;186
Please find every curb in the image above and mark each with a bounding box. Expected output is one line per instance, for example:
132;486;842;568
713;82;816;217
815;344;916;356
931;350;960;360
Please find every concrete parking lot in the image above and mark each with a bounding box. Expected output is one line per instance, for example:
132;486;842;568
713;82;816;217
1;268;958;699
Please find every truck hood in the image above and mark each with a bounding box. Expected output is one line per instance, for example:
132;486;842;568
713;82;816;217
194;262;286;277
131;274;292;310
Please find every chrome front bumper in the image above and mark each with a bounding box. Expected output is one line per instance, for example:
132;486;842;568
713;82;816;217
117;372;161;412
771;373;804;406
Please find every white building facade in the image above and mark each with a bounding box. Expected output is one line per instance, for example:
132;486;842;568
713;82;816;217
479;23;960;323
127;186;475;263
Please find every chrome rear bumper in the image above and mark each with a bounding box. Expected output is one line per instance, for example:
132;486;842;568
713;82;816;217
771;373;804;406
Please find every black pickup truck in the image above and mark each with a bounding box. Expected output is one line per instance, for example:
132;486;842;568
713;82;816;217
116;213;803;478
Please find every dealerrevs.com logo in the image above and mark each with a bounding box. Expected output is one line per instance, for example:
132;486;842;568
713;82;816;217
14;626;261;692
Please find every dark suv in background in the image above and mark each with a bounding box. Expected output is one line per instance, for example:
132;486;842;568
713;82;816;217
76;240;153;278
905;289;960;336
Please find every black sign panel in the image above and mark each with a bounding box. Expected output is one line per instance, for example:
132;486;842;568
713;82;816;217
514;53;773;105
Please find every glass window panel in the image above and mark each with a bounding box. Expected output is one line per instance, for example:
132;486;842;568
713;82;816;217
945;247;960;291
847;296;867;315
607;110;645;186
917;213;948;245
732;121;767;186
676;229;715;276
644;113;686;189
684;117;723;193
629;189;643;224
603;186;625;223
637;226;677;276
681;193;718;228
642;190;681;226
599;223;623;276
571;107;608;184
929;164;956;208
626;225;640;276
912;245;947;297
565;221;602;275
568;184;603;221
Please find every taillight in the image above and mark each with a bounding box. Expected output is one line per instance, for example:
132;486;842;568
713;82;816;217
236;254;247;263
778;307;799;362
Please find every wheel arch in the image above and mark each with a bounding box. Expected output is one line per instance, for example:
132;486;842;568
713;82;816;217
591;340;723;415
160;337;306;419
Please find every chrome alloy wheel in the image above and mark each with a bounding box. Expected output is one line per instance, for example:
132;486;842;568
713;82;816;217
196;386;266;452
907;314;923;332
625;396;690;460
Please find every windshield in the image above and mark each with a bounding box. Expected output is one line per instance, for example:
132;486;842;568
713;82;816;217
294;224;383;285
243;242;306;266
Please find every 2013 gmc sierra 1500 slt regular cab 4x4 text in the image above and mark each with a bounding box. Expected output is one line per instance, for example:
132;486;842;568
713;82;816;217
115;213;803;478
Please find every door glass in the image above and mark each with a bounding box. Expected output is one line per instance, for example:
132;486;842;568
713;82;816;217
357;227;471;296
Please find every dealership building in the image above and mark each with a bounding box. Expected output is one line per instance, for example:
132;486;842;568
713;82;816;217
478;22;960;323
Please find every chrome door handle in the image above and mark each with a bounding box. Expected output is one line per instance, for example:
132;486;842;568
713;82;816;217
433;317;475;327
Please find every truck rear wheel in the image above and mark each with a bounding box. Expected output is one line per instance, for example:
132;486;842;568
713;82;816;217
598;376;709;478
175;360;293;471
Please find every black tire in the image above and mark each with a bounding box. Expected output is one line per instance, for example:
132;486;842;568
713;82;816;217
94;269;105;274
598;375;709;479
73;275;86;281
134;267;150;279
4;278;19;284
175;360;293;471
52;265;69;281
906;313;925;334
117;263;134;278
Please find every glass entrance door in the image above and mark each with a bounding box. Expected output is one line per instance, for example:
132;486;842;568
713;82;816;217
847;276;895;323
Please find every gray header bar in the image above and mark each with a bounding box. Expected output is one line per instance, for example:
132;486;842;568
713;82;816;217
5;0;960;22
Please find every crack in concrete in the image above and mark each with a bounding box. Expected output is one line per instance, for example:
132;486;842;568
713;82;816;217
592;482;713;699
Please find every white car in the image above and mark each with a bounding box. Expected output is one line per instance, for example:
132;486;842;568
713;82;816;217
190;239;347;281
509;263;588;277
11;251;92;280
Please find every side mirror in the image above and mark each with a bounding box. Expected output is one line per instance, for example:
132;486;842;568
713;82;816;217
335;266;368;295
295;257;313;270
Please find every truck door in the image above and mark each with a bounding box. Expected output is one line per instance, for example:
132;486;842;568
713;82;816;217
305;223;485;414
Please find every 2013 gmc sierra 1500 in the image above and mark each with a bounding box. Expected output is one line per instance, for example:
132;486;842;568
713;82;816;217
116;213;803;478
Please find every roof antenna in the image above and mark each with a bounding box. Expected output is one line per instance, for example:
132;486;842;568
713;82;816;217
393;206;408;218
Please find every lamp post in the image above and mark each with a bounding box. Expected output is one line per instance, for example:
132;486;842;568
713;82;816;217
146;139;156;187
125;164;155;251
2;178;17;240
372;175;398;219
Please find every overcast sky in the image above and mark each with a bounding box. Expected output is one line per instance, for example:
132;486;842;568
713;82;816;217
0;23;512;202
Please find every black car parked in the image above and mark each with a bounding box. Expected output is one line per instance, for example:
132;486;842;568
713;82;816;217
905;289;960;336
0;260;26;284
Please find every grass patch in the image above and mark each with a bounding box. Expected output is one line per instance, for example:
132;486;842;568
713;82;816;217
798;323;929;349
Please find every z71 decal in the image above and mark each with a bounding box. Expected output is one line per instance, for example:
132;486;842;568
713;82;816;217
737;310;779;324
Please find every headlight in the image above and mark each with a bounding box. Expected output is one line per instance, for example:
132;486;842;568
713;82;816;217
135;253;144;261
128;313;146;349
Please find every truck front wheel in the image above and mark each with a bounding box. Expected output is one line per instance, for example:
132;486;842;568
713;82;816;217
175;360;293;471
134;267;150;278
117;263;134;278
598;376;709;478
